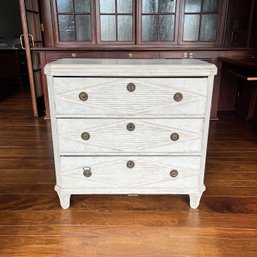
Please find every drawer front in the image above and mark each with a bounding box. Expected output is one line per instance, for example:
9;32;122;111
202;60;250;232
57;119;204;154
53;77;208;117
59;156;201;191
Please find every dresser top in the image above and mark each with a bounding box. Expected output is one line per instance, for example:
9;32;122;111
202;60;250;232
45;58;217;77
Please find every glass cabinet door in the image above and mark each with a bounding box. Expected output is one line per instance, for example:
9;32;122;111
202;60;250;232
182;0;220;44
96;0;135;44
140;0;177;43
52;0;224;47
55;0;93;44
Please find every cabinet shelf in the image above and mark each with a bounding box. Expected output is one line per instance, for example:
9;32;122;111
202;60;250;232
229;70;257;81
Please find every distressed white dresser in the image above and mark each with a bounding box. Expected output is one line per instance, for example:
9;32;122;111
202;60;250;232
45;59;217;209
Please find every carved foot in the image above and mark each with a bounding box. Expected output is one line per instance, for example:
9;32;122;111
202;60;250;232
55;186;71;209
189;186;206;209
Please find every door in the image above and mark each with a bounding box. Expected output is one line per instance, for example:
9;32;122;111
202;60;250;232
19;0;43;117
178;0;226;46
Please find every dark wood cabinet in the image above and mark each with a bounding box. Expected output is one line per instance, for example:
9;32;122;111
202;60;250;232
139;0;178;44
224;0;255;48
96;0;136;44
20;0;257;117
52;0;96;46
178;0;226;46
49;0;229;47
38;0;257;48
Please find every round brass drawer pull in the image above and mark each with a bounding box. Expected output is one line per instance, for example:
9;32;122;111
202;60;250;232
127;123;135;131
127;160;135;169
79;92;88;101
170;133;179;141
170;169;178;178
81;132;90;141
174;92;183;102
127;83;136;92
83;167;92;177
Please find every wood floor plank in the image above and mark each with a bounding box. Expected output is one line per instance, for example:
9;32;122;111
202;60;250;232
0;236;98;257
0;235;257;257
1;89;257;257
0;184;54;194
1;193;257;214
0;157;54;170
0;147;53;158
205;186;257;197
0;210;257;229
96;236;257;257
206;159;257;173
0;225;257;239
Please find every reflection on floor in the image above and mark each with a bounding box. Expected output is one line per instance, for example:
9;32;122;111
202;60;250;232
0;89;257;257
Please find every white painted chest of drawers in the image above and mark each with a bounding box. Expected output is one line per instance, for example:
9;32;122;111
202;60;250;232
45;59;217;209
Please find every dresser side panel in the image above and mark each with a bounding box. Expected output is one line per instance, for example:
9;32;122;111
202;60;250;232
46;75;62;187
199;75;215;188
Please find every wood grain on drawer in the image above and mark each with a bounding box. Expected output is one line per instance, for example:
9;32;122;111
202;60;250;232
53;77;208;117
57;119;204;155
59;156;201;192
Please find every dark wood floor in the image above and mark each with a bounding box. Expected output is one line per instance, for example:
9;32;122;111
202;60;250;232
0;88;257;257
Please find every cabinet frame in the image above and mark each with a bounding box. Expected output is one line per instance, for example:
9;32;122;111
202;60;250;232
136;0;180;46
50;0;229;47
95;0;137;45
51;0;97;47
177;0;228;47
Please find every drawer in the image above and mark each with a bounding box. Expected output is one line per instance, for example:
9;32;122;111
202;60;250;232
53;77;208;117
59;156;201;192
57;119;204;154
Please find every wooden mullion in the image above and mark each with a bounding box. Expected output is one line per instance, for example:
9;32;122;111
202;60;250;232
184;11;218;15
25;9;39;14
136;0;142;44
57;12;91;15
100;12;132;15
27;11;38;47
198;0;204;42
133;0;136;44
176;0;183;44
90;0;96;44
72;0;77;41
157;0;160;42
95;0;102;44
158;12;176;15
115;0;118;42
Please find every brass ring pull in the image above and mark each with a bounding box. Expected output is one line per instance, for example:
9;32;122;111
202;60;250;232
127;160;135;169
81;132;90;141
174;92;183;102
127;123;135;131
79;92;88;101
170;169;178;178
83;167;92;177
170;133;179;141
127;83;136;92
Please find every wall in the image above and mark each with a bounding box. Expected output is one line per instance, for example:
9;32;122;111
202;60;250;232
0;0;22;39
